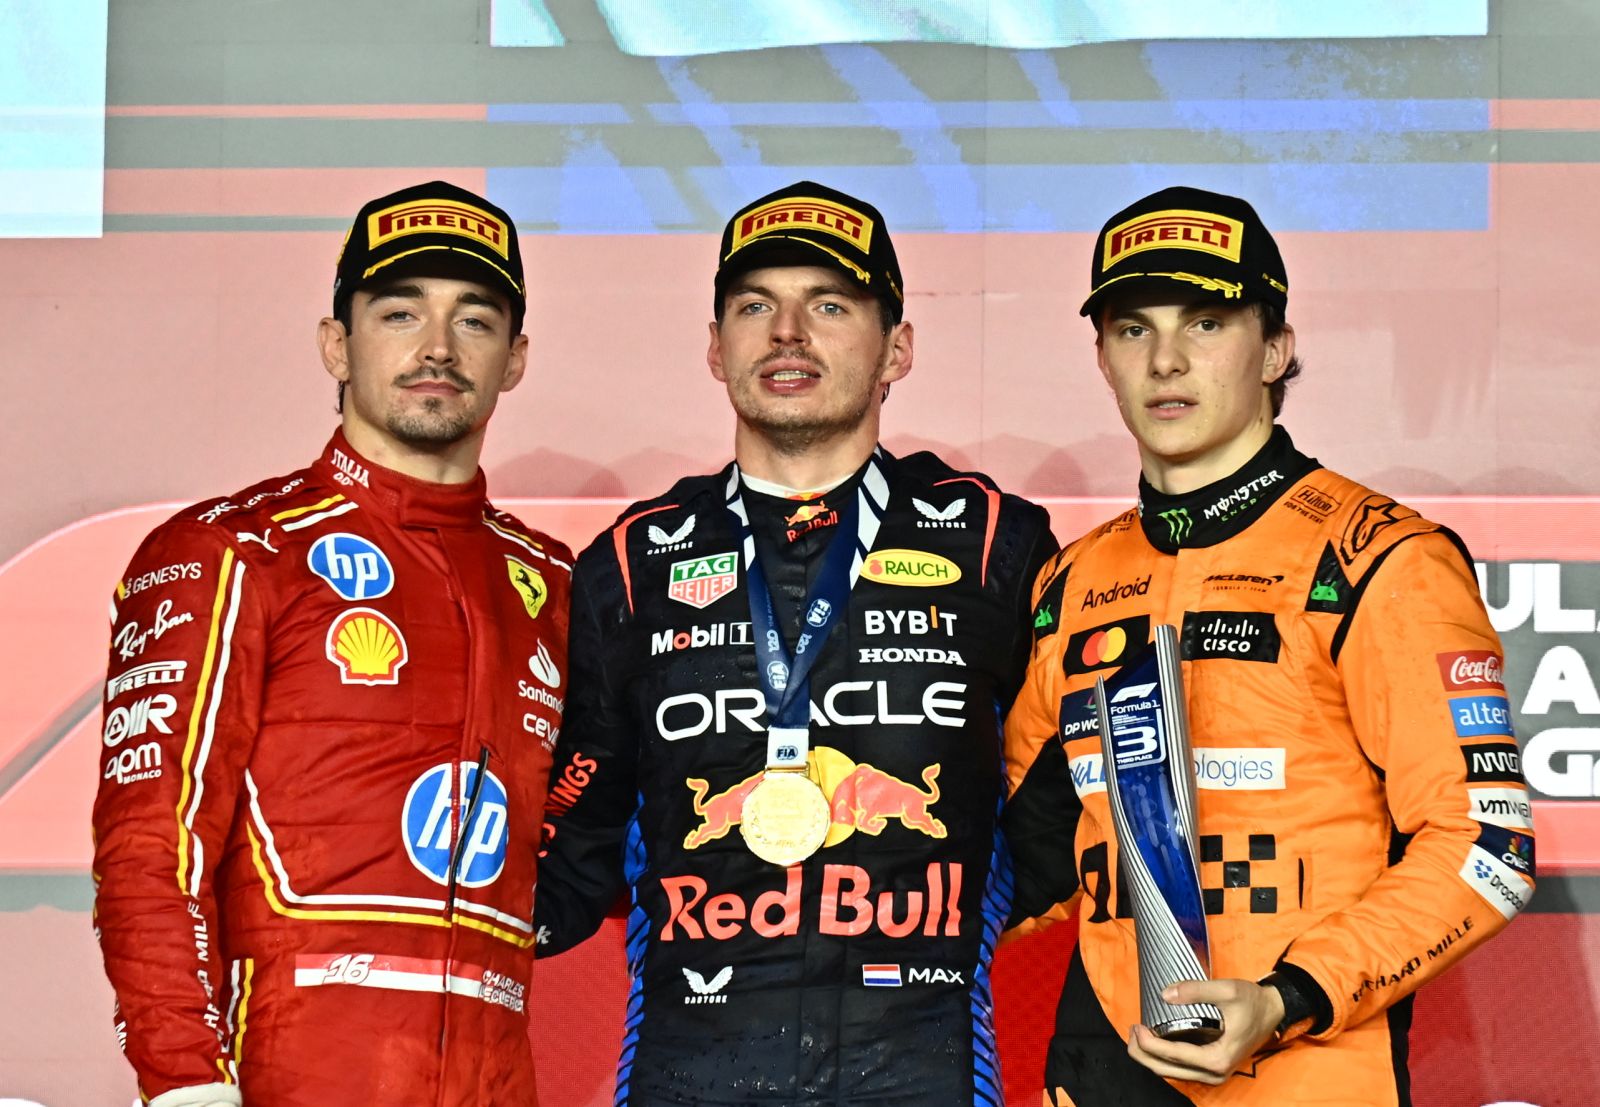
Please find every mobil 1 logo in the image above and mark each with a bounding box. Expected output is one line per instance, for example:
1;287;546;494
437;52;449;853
1477;559;1600;797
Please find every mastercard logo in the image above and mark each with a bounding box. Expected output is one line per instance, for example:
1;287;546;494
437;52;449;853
1080;625;1129;668
1063;615;1150;677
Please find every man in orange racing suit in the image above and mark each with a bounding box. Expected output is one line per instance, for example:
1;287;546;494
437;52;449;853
92;181;570;1107
1003;186;1534;1107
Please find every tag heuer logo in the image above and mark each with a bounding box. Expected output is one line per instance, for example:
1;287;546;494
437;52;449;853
669;553;739;609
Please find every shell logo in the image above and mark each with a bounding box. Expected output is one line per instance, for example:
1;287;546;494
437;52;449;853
325;607;408;685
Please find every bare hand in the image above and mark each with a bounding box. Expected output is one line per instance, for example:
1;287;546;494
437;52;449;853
1126;977;1285;1086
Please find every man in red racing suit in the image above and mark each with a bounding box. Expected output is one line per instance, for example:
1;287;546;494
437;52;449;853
1003;186;1534;1106
92;182;570;1107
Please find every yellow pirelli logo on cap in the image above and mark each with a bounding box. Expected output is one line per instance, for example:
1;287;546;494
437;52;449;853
731;197;874;254
368;199;510;258
1103;209;1244;269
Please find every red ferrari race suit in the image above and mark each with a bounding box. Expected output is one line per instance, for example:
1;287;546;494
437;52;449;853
1004;427;1534;1107
534;450;1056;1106
92;431;570;1107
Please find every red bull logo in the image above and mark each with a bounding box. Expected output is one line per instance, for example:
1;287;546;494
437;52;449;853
829;763;946;838
661;861;963;941
681;749;945;851
684;773;764;848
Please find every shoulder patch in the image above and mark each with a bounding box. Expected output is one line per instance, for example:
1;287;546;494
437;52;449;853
1339;495;1418;565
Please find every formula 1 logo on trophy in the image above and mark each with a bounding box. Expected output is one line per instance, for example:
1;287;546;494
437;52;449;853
1092;623;1223;1042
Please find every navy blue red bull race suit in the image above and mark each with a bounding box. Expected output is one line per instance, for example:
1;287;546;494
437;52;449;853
534;449;1055;1106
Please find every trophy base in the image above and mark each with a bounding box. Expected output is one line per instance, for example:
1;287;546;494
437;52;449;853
1152;1016;1223;1044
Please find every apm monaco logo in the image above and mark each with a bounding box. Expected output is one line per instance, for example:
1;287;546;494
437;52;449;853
913;496;967;528
668;553;740;609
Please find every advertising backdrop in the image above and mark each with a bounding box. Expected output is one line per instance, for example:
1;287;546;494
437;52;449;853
3;3;1598;1105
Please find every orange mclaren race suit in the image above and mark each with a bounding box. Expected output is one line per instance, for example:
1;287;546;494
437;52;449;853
534;450;1056;1106
92;431;570;1107
1003;427;1534;1107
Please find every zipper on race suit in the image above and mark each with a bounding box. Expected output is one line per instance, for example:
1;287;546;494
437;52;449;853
446;744;491;911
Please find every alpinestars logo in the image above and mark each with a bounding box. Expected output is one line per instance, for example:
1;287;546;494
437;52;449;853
914;496;967;529
1159;508;1192;544
683;966;733;1004
648;516;696;554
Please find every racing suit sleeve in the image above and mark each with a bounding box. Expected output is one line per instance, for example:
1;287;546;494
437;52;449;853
1001;552;1085;932
533;550;637;957
92;522;265;1106
1275;529;1535;1040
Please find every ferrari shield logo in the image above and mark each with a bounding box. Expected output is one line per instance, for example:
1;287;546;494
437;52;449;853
668;552;738;609
506;557;548;619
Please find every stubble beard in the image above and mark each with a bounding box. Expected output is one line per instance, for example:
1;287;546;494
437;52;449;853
736;346;882;455
384;367;480;448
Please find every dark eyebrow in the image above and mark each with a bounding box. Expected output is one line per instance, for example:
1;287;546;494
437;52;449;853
729;279;862;302
364;282;506;316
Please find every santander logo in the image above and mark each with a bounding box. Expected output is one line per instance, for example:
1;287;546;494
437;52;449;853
1438;650;1505;692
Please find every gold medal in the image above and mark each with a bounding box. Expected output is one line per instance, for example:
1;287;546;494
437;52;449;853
740;770;830;866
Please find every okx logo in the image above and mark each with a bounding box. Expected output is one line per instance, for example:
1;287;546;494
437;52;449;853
402;762;510;888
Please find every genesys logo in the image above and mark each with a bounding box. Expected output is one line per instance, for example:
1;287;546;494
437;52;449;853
1437;650;1506;692
659;861;962;942
1070;748;1285;798
119;560;203;599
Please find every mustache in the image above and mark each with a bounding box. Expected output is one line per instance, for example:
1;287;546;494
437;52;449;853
756;346;825;372
395;365;476;392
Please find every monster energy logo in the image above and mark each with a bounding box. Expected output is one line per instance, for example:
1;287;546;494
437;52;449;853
1159;508;1193;544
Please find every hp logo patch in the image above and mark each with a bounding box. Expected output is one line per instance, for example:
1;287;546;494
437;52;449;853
402;762;510;888
308;533;394;600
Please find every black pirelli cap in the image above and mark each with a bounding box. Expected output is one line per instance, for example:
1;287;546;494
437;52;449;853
1081;185;1288;318
714;180;905;322
333;180;525;319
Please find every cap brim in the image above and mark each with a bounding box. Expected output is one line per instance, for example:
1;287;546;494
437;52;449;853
358;244;524;306
716;235;871;290
1080;271;1253;317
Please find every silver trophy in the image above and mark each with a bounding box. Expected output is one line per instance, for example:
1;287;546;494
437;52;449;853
1092;623;1222;1043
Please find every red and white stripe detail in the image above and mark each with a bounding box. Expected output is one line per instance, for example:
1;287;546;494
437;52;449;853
294;952;526;1012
